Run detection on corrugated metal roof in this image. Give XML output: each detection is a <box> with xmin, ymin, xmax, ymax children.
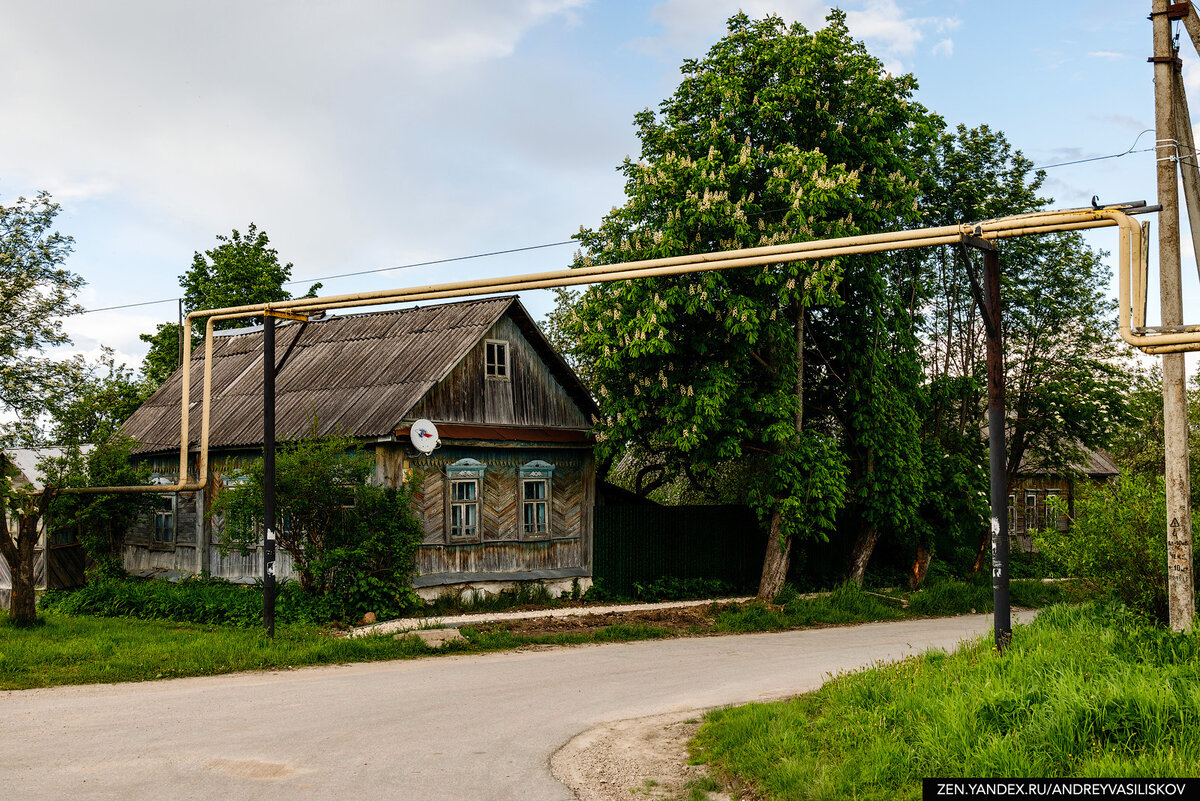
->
<box><xmin>1016</xmin><ymin>446</ymin><xmax>1120</xmax><ymax>478</ymax></box>
<box><xmin>3</xmin><ymin>446</ymin><xmax>95</xmax><ymax>489</ymax></box>
<box><xmin>121</xmin><ymin>297</ymin><xmax>525</xmax><ymax>454</ymax></box>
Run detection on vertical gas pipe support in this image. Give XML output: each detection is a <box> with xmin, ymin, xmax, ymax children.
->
<box><xmin>263</xmin><ymin>315</ymin><xmax>277</xmax><ymax>639</ymax></box>
<box><xmin>985</xmin><ymin>248</ymin><xmax>1011</xmax><ymax>652</ymax></box>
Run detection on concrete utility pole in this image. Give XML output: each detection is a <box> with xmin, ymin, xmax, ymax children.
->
<box><xmin>1151</xmin><ymin>0</ymin><xmax>1195</xmax><ymax>631</ymax></box>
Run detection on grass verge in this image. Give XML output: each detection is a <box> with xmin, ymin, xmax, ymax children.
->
<box><xmin>5</xmin><ymin>578</ymin><xmax>1075</xmax><ymax>691</ymax></box>
<box><xmin>691</xmin><ymin>603</ymin><xmax>1200</xmax><ymax>800</ymax></box>
<box><xmin>0</xmin><ymin>613</ymin><xmax>671</xmax><ymax>690</ymax></box>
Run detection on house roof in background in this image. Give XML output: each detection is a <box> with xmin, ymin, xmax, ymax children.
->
<box><xmin>120</xmin><ymin>296</ymin><xmax>596</xmax><ymax>455</ymax></box>
<box><xmin>1016</xmin><ymin>446</ymin><xmax>1120</xmax><ymax>478</ymax></box>
<box><xmin>3</xmin><ymin>446</ymin><xmax>95</xmax><ymax>489</ymax></box>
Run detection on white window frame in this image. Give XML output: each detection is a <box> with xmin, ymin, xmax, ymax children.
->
<box><xmin>449</xmin><ymin>479</ymin><xmax>479</xmax><ymax>541</ymax></box>
<box><xmin>518</xmin><ymin>460</ymin><xmax>556</xmax><ymax>540</ymax></box>
<box><xmin>485</xmin><ymin>339</ymin><xmax>509</xmax><ymax>380</ymax></box>
<box><xmin>521</xmin><ymin>478</ymin><xmax>549</xmax><ymax>537</ymax></box>
<box><xmin>1024</xmin><ymin>491</ymin><xmax>1038</xmax><ymax>533</ymax></box>
<box><xmin>444</xmin><ymin>458</ymin><xmax>487</xmax><ymax>544</ymax></box>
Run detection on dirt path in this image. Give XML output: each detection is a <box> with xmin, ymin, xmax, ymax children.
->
<box><xmin>552</xmin><ymin>711</ymin><xmax>730</xmax><ymax>801</ymax></box>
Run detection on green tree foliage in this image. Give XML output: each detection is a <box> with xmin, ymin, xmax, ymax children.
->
<box><xmin>0</xmin><ymin>191</ymin><xmax>84</xmax><ymax>623</ymax></box>
<box><xmin>1034</xmin><ymin>475</ymin><xmax>1176</xmax><ymax>623</ymax></box>
<box><xmin>552</xmin><ymin>12</ymin><xmax>936</xmax><ymax>596</ymax></box>
<box><xmin>139</xmin><ymin>223</ymin><xmax>320</xmax><ymax>387</ymax></box>
<box><xmin>211</xmin><ymin>431</ymin><xmax>423</xmax><ymax>619</ymax></box>
<box><xmin>1109</xmin><ymin>369</ymin><xmax>1200</xmax><ymax>512</ymax></box>
<box><xmin>48</xmin><ymin>348</ymin><xmax>150</xmax><ymax>446</ymax></box>
<box><xmin>43</xmin><ymin>438</ymin><xmax>152</xmax><ymax>577</ymax></box>
<box><xmin>917</xmin><ymin>125</ymin><xmax>1132</xmax><ymax>574</ymax></box>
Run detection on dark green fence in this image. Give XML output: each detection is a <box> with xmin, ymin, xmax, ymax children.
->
<box><xmin>592</xmin><ymin>505</ymin><xmax>766</xmax><ymax>597</ymax></box>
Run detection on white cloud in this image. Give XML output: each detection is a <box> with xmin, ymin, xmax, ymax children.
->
<box><xmin>1088</xmin><ymin>50</ymin><xmax>1124</xmax><ymax>60</ymax></box>
<box><xmin>931</xmin><ymin>38</ymin><xmax>954</xmax><ymax>58</ymax></box>
<box><xmin>636</xmin><ymin>0</ymin><xmax>959</xmax><ymax>72</ymax></box>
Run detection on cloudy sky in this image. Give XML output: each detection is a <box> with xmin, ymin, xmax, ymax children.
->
<box><xmin>0</xmin><ymin>1</ymin><xmax>1180</xmax><ymax>370</ymax></box>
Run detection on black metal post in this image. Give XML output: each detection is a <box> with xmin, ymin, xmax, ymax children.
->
<box><xmin>263</xmin><ymin>315</ymin><xmax>276</xmax><ymax>639</ymax></box>
<box><xmin>984</xmin><ymin>248</ymin><xmax>1011</xmax><ymax>652</ymax></box>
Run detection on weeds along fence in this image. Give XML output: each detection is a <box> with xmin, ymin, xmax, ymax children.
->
<box><xmin>592</xmin><ymin>505</ymin><xmax>766</xmax><ymax>597</ymax></box>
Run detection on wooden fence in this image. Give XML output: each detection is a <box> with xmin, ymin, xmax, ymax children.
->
<box><xmin>592</xmin><ymin>504</ymin><xmax>765</xmax><ymax>597</ymax></box>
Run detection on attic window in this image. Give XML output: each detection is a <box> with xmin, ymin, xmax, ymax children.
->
<box><xmin>485</xmin><ymin>340</ymin><xmax>509</xmax><ymax>380</ymax></box>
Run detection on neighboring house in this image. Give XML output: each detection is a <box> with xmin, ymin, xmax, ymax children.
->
<box><xmin>0</xmin><ymin>447</ymin><xmax>91</xmax><ymax>608</ymax></box>
<box><xmin>118</xmin><ymin>296</ymin><xmax>599</xmax><ymax>599</ymax></box>
<box><xmin>1007</xmin><ymin>447</ymin><xmax>1119</xmax><ymax>551</ymax></box>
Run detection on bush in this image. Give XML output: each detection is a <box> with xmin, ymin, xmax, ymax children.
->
<box><xmin>211</xmin><ymin>428</ymin><xmax>425</xmax><ymax>621</ymax></box>
<box><xmin>1033</xmin><ymin>475</ymin><xmax>1172</xmax><ymax>622</ymax></box>
<box><xmin>309</xmin><ymin>484</ymin><xmax>425</xmax><ymax>622</ymax></box>
<box><xmin>44</xmin><ymin>437</ymin><xmax>153</xmax><ymax>572</ymax></box>
<box><xmin>39</xmin><ymin>576</ymin><xmax>325</xmax><ymax>628</ymax></box>
<box><xmin>631</xmin><ymin>576</ymin><xmax>735</xmax><ymax>602</ymax></box>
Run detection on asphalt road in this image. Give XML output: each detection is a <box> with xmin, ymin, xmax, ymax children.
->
<box><xmin>1</xmin><ymin>613</ymin><xmax>1020</xmax><ymax>800</ymax></box>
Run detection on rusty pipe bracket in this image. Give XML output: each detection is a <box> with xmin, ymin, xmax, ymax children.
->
<box><xmin>1149</xmin><ymin>55</ymin><xmax>1185</xmax><ymax>67</ymax></box>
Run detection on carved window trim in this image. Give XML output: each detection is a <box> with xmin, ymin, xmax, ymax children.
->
<box><xmin>518</xmin><ymin>460</ymin><xmax>554</xmax><ymax>541</ymax></box>
<box><xmin>445</xmin><ymin>458</ymin><xmax>486</xmax><ymax>544</ymax></box>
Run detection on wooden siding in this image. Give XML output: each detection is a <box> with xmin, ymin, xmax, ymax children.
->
<box><xmin>418</xmin><ymin>540</ymin><xmax>584</xmax><ymax>578</ymax></box>
<box><xmin>412</xmin><ymin>444</ymin><xmax>595</xmax><ymax>580</ymax></box>
<box><xmin>408</xmin><ymin>316</ymin><xmax>589</xmax><ymax>429</ymax></box>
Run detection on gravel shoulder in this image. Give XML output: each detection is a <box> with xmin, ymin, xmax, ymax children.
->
<box><xmin>552</xmin><ymin>711</ymin><xmax>731</xmax><ymax>801</ymax></box>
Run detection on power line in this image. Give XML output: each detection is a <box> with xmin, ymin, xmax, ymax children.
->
<box><xmin>74</xmin><ymin>131</ymin><xmax>1166</xmax><ymax>317</ymax></box>
<box><xmin>75</xmin><ymin>239</ymin><xmax>576</xmax><ymax>315</ymax></box>
<box><xmin>1032</xmin><ymin>129</ymin><xmax>1157</xmax><ymax>170</ymax></box>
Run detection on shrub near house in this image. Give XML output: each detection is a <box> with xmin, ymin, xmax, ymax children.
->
<box><xmin>212</xmin><ymin>431</ymin><xmax>424</xmax><ymax>621</ymax></box>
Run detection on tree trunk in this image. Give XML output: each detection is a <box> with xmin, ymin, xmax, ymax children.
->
<box><xmin>757</xmin><ymin>508</ymin><xmax>792</xmax><ymax>600</ymax></box>
<box><xmin>969</xmin><ymin>534</ymin><xmax>988</xmax><ymax>576</ymax></box>
<box><xmin>10</xmin><ymin>514</ymin><xmax>39</xmax><ymax>624</ymax></box>
<box><xmin>7</xmin><ymin>489</ymin><xmax>55</xmax><ymax>624</ymax></box>
<box><xmin>846</xmin><ymin>523</ymin><xmax>878</xmax><ymax>586</ymax></box>
<box><xmin>909</xmin><ymin>542</ymin><xmax>933</xmax><ymax>590</ymax></box>
<box><xmin>756</xmin><ymin>306</ymin><xmax>804</xmax><ymax>601</ymax></box>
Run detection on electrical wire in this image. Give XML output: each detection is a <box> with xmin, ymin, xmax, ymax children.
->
<box><xmin>1032</xmin><ymin>129</ymin><xmax>1157</xmax><ymax>170</ymax></box>
<box><xmin>74</xmin><ymin>130</ymin><xmax>1167</xmax><ymax>316</ymax></box>
<box><xmin>75</xmin><ymin>239</ymin><xmax>576</xmax><ymax>315</ymax></box>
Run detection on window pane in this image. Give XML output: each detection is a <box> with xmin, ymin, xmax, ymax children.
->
<box><xmin>452</xmin><ymin>481</ymin><xmax>476</xmax><ymax>501</ymax></box>
<box><xmin>536</xmin><ymin>502</ymin><xmax>546</xmax><ymax>530</ymax></box>
<box><xmin>524</xmin><ymin>480</ymin><xmax>546</xmax><ymax>500</ymax></box>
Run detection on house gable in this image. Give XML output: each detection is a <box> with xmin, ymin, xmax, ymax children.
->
<box><xmin>406</xmin><ymin>311</ymin><xmax>591</xmax><ymax>429</ymax></box>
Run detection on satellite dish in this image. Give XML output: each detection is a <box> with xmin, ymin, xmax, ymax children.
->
<box><xmin>410</xmin><ymin>419</ymin><xmax>440</xmax><ymax>454</ymax></box>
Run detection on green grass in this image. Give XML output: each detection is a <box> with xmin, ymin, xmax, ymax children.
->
<box><xmin>5</xmin><ymin>576</ymin><xmax>1076</xmax><ymax>690</ymax></box>
<box><xmin>691</xmin><ymin>602</ymin><xmax>1200</xmax><ymax>800</ymax></box>
<box><xmin>712</xmin><ymin>581</ymin><xmax>907</xmax><ymax>633</ymax></box>
<box><xmin>0</xmin><ymin>613</ymin><xmax>672</xmax><ymax>690</ymax></box>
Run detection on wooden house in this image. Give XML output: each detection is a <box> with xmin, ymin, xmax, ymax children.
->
<box><xmin>0</xmin><ymin>448</ymin><xmax>89</xmax><ymax>608</ymax></box>
<box><xmin>118</xmin><ymin>297</ymin><xmax>598</xmax><ymax>599</ymax></box>
<box><xmin>1007</xmin><ymin>447</ymin><xmax>1119</xmax><ymax>551</ymax></box>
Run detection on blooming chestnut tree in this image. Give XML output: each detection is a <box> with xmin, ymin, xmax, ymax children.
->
<box><xmin>556</xmin><ymin>12</ymin><xmax>938</xmax><ymax>597</ymax></box>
